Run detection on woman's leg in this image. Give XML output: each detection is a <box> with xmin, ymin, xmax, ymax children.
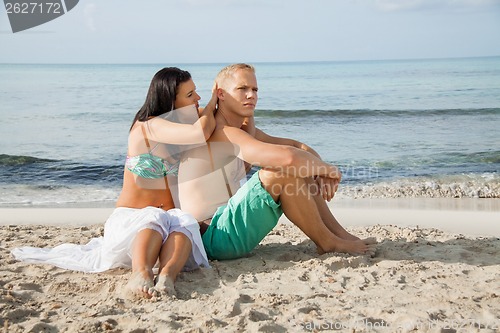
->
<box><xmin>127</xmin><ymin>228</ymin><xmax>163</xmax><ymax>299</ymax></box>
<box><xmin>155</xmin><ymin>232</ymin><xmax>192</xmax><ymax>296</ymax></box>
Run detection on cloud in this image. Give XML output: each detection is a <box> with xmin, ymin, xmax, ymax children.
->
<box><xmin>374</xmin><ymin>0</ymin><xmax>425</xmax><ymax>11</ymax></box>
<box><xmin>176</xmin><ymin>0</ymin><xmax>271</xmax><ymax>7</ymax></box>
<box><xmin>84</xmin><ymin>3</ymin><xmax>97</xmax><ymax>32</ymax></box>
<box><xmin>372</xmin><ymin>0</ymin><xmax>500</xmax><ymax>12</ymax></box>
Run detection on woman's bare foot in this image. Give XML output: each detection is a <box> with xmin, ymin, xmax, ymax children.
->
<box><xmin>126</xmin><ymin>270</ymin><xmax>157</xmax><ymax>299</ymax></box>
<box><xmin>154</xmin><ymin>274</ymin><xmax>176</xmax><ymax>297</ymax></box>
<box><xmin>318</xmin><ymin>237</ymin><xmax>378</xmax><ymax>256</ymax></box>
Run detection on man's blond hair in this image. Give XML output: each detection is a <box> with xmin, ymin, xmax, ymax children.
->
<box><xmin>216</xmin><ymin>63</ymin><xmax>255</xmax><ymax>87</ymax></box>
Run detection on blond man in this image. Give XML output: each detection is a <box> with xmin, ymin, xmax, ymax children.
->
<box><xmin>178</xmin><ymin>64</ymin><xmax>376</xmax><ymax>260</ymax></box>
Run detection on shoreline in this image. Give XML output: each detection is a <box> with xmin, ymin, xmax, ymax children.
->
<box><xmin>1</xmin><ymin>198</ymin><xmax>498</xmax><ymax>237</ymax></box>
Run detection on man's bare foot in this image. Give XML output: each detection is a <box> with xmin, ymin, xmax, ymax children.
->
<box><xmin>331</xmin><ymin>228</ymin><xmax>377</xmax><ymax>243</ymax></box>
<box><xmin>154</xmin><ymin>274</ymin><xmax>176</xmax><ymax>297</ymax></box>
<box><xmin>325</xmin><ymin>224</ymin><xmax>366</xmax><ymax>242</ymax></box>
<box><xmin>126</xmin><ymin>270</ymin><xmax>157</xmax><ymax>299</ymax></box>
<box><xmin>318</xmin><ymin>237</ymin><xmax>378</xmax><ymax>256</ymax></box>
<box><xmin>329</xmin><ymin>228</ymin><xmax>360</xmax><ymax>241</ymax></box>
<box><xmin>363</xmin><ymin>237</ymin><xmax>377</xmax><ymax>245</ymax></box>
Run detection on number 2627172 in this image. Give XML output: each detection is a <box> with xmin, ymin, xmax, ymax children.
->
<box><xmin>5</xmin><ymin>2</ymin><xmax>62</xmax><ymax>14</ymax></box>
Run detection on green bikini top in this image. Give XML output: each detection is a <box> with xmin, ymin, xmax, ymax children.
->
<box><xmin>125</xmin><ymin>125</ymin><xmax>179</xmax><ymax>178</ymax></box>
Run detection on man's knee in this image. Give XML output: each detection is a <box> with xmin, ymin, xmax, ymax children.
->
<box><xmin>258</xmin><ymin>169</ymin><xmax>311</xmax><ymax>199</ymax></box>
<box><xmin>258</xmin><ymin>169</ymin><xmax>287</xmax><ymax>200</ymax></box>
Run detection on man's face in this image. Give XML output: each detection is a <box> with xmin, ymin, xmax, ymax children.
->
<box><xmin>221</xmin><ymin>69</ymin><xmax>258</xmax><ymax>117</ymax></box>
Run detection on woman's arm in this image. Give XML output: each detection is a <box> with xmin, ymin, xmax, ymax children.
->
<box><xmin>143</xmin><ymin>85</ymin><xmax>218</xmax><ymax>145</ymax></box>
<box><xmin>195</xmin><ymin>84</ymin><xmax>218</xmax><ymax>140</ymax></box>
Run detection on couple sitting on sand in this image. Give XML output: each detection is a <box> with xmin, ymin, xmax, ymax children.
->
<box><xmin>12</xmin><ymin>63</ymin><xmax>376</xmax><ymax>299</ymax></box>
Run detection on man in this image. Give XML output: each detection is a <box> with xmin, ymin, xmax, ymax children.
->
<box><xmin>178</xmin><ymin>63</ymin><xmax>376</xmax><ymax>260</ymax></box>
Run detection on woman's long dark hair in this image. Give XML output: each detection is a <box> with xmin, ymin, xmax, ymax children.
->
<box><xmin>130</xmin><ymin>67</ymin><xmax>192</xmax><ymax>131</ymax></box>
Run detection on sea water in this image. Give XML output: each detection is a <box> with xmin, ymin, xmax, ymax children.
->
<box><xmin>0</xmin><ymin>57</ymin><xmax>499</xmax><ymax>207</ymax></box>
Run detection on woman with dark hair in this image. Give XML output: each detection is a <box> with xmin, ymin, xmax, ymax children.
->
<box><xmin>112</xmin><ymin>67</ymin><xmax>216</xmax><ymax>298</ymax></box>
<box><xmin>12</xmin><ymin>67</ymin><xmax>216</xmax><ymax>299</ymax></box>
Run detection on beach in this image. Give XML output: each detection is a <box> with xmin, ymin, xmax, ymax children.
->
<box><xmin>1</xmin><ymin>0</ymin><xmax>499</xmax><ymax>329</ymax></box>
<box><xmin>1</xmin><ymin>58</ymin><xmax>498</xmax><ymax>332</ymax></box>
<box><xmin>1</xmin><ymin>199</ymin><xmax>499</xmax><ymax>332</ymax></box>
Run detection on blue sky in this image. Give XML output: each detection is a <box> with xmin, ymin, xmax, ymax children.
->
<box><xmin>1</xmin><ymin>0</ymin><xmax>499</xmax><ymax>63</ymax></box>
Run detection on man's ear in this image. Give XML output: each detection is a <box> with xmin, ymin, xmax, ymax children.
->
<box><xmin>216</xmin><ymin>88</ymin><xmax>225</xmax><ymax>100</ymax></box>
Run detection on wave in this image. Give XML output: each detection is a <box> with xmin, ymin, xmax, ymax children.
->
<box><xmin>440</xmin><ymin>151</ymin><xmax>500</xmax><ymax>165</ymax></box>
<box><xmin>0</xmin><ymin>183</ymin><xmax>119</xmax><ymax>207</ymax></box>
<box><xmin>254</xmin><ymin>108</ymin><xmax>500</xmax><ymax>119</ymax></box>
<box><xmin>0</xmin><ymin>154</ymin><xmax>123</xmax><ymax>185</ymax></box>
<box><xmin>0</xmin><ymin>154</ymin><xmax>58</xmax><ymax>166</ymax></box>
<box><xmin>369</xmin><ymin>151</ymin><xmax>500</xmax><ymax>169</ymax></box>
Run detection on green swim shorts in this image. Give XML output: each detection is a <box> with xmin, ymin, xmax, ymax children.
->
<box><xmin>202</xmin><ymin>171</ymin><xmax>283</xmax><ymax>260</ymax></box>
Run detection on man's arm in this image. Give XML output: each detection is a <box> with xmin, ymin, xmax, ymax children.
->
<box><xmin>212</xmin><ymin>126</ymin><xmax>340</xmax><ymax>180</ymax></box>
<box><xmin>254</xmin><ymin>127</ymin><xmax>322</xmax><ymax>159</ymax></box>
<box><xmin>239</xmin><ymin>115</ymin><xmax>319</xmax><ymax>158</ymax></box>
<box><xmin>240</xmin><ymin>117</ymin><xmax>256</xmax><ymax>173</ymax></box>
<box><xmin>240</xmin><ymin>116</ymin><xmax>256</xmax><ymax>137</ymax></box>
<box><xmin>255</xmin><ymin>128</ymin><xmax>338</xmax><ymax>201</ymax></box>
<box><xmin>244</xmin><ymin>124</ymin><xmax>338</xmax><ymax>201</ymax></box>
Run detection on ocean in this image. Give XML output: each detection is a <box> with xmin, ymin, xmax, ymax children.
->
<box><xmin>1</xmin><ymin>57</ymin><xmax>499</xmax><ymax>207</ymax></box>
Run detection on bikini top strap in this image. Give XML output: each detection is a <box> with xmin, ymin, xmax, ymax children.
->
<box><xmin>140</xmin><ymin>124</ymin><xmax>152</xmax><ymax>150</ymax></box>
<box><xmin>141</xmin><ymin>123</ymin><xmax>170</xmax><ymax>191</ymax></box>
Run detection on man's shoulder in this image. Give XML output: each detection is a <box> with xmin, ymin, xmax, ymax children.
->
<box><xmin>209</xmin><ymin>125</ymin><xmax>249</xmax><ymax>143</ymax></box>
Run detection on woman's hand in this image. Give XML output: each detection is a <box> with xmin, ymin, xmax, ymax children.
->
<box><xmin>200</xmin><ymin>82</ymin><xmax>218</xmax><ymax>116</ymax></box>
<box><xmin>195</xmin><ymin>81</ymin><xmax>218</xmax><ymax>139</ymax></box>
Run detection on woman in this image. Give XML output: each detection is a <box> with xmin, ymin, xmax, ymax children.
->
<box><xmin>115</xmin><ymin>67</ymin><xmax>216</xmax><ymax>298</ymax></box>
<box><xmin>12</xmin><ymin>67</ymin><xmax>216</xmax><ymax>299</ymax></box>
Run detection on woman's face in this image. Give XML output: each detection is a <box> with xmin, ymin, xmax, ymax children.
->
<box><xmin>175</xmin><ymin>79</ymin><xmax>201</xmax><ymax>109</ymax></box>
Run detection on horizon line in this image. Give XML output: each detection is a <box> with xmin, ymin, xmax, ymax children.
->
<box><xmin>0</xmin><ymin>55</ymin><xmax>499</xmax><ymax>66</ymax></box>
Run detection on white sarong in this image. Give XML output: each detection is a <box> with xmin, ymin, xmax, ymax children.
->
<box><xmin>11</xmin><ymin>207</ymin><xmax>209</xmax><ymax>273</ymax></box>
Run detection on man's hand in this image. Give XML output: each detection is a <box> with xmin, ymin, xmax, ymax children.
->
<box><xmin>241</xmin><ymin>116</ymin><xmax>256</xmax><ymax>137</ymax></box>
<box><xmin>315</xmin><ymin>174</ymin><xmax>340</xmax><ymax>202</ymax></box>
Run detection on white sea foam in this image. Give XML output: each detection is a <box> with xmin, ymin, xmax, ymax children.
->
<box><xmin>339</xmin><ymin>174</ymin><xmax>500</xmax><ymax>199</ymax></box>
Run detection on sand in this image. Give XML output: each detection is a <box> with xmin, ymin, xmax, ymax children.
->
<box><xmin>1</xmin><ymin>199</ymin><xmax>499</xmax><ymax>332</ymax></box>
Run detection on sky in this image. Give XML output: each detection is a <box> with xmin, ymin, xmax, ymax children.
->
<box><xmin>1</xmin><ymin>0</ymin><xmax>499</xmax><ymax>64</ymax></box>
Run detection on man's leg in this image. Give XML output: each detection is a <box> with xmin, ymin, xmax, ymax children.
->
<box><xmin>258</xmin><ymin>169</ymin><xmax>374</xmax><ymax>255</ymax></box>
<box><xmin>305</xmin><ymin>177</ymin><xmax>373</xmax><ymax>242</ymax></box>
<box><xmin>201</xmin><ymin>171</ymin><xmax>282</xmax><ymax>260</ymax></box>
